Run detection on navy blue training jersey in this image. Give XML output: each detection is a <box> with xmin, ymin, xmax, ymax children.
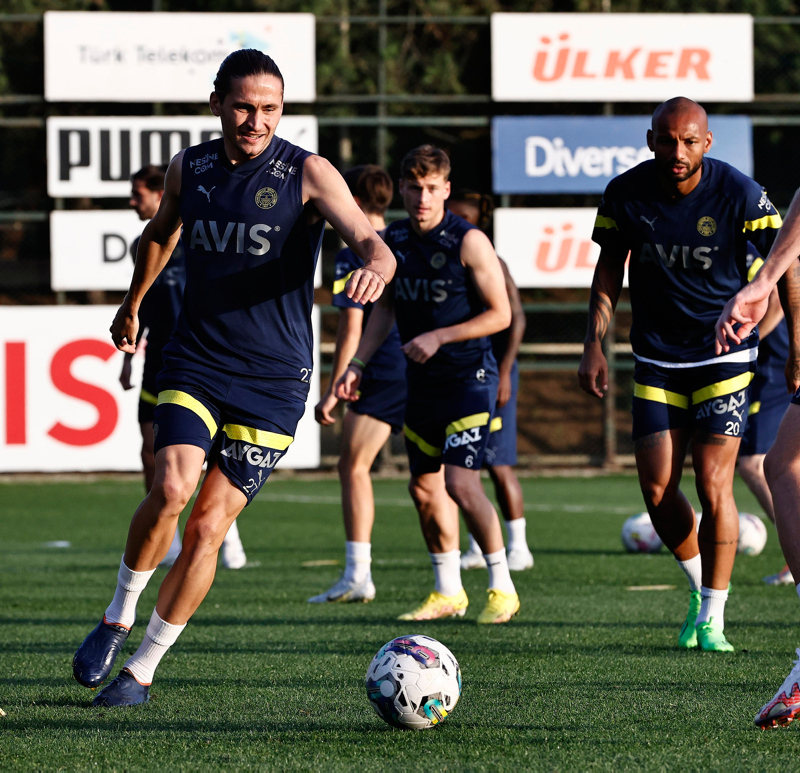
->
<box><xmin>164</xmin><ymin>136</ymin><xmax>324</xmax><ymax>384</ymax></box>
<box><xmin>593</xmin><ymin>157</ymin><xmax>782</xmax><ymax>365</ymax></box>
<box><xmin>332</xmin><ymin>246</ymin><xmax>406</xmax><ymax>381</ymax></box>
<box><xmin>133</xmin><ymin>235</ymin><xmax>186</xmax><ymax>357</ymax></box>
<box><xmin>384</xmin><ymin>210</ymin><xmax>497</xmax><ymax>382</ymax></box>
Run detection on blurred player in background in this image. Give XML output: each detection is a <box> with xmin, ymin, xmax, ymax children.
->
<box><xmin>579</xmin><ymin>97</ymin><xmax>781</xmax><ymax>653</ymax></box>
<box><xmin>737</xmin><ymin>245</ymin><xmax>793</xmax><ymax>586</ymax></box>
<box><xmin>338</xmin><ymin>145</ymin><xmax>521</xmax><ymax>624</ymax></box>
<box><xmin>447</xmin><ymin>190</ymin><xmax>533</xmax><ymax>573</ymax></box>
<box><xmin>715</xmin><ymin>188</ymin><xmax>800</xmax><ymax>728</ymax></box>
<box><xmin>72</xmin><ymin>49</ymin><xmax>395</xmax><ymax>708</ymax></box>
<box><xmin>121</xmin><ymin>166</ymin><xmax>247</xmax><ymax>571</ymax></box>
<box><xmin>308</xmin><ymin>164</ymin><xmax>407</xmax><ymax>603</ymax></box>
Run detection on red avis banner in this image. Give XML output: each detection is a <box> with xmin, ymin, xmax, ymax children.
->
<box><xmin>0</xmin><ymin>306</ymin><xmax>320</xmax><ymax>472</ymax></box>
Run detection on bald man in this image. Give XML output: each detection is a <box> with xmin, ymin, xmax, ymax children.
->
<box><xmin>579</xmin><ymin>97</ymin><xmax>782</xmax><ymax>652</ymax></box>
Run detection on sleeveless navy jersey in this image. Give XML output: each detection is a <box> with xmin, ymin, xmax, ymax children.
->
<box><xmin>133</xmin><ymin>235</ymin><xmax>186</xmax><ymax>356</ymax></box>
<box><xmin>384</xmin><ymin>210</ymin><xmax>497</xmax><ymax>382</ymax></box>
<box><xmin>332</xmin><ymin>246</ymin><xmax>406</xmax><ymax>381</ymax></box>
<box><xmin>593</xmin><ymin>157</ymin><xmax>781</xmax><ymax>365</ymax></box>
<box><xmin>164</xmin><ymin>136</ymin><xmax>324</xmax><ymax>384</ymax></box>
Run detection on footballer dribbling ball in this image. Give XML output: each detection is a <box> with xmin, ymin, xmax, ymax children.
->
<box><xmin>738</xmin><ymin>512</ymin><xmax>768</xmax><ymax>556</ymax></box>
<box><xmin>621</xmin><ymin>512</ymin><xmax>663</xmax><ymax>553</ymax></box>
<box><xmin>365</xmin><ymin>635</ymin><xmax>461</xmax><ymax>730</ymax></box>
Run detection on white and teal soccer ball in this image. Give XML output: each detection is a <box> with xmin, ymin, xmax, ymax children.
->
<box><xmin>738</xmin><ymin>512</ymin><xmax>768</xmax><ymax>556</ymax></box>
<box><xmin>365</xmin><ymin>635</ymin><xmax>461</xmax><ymax>730</ymax></box>
<box><xmin>621</xmin><ymin>512</ymin><xmax>663</xmax><ymax>553</ymax></box>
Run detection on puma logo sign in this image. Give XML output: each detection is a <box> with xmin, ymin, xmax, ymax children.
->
<box><xmin>198</xmin><ymin>185</ymin><xmax>216</xmax><ymax>202</ymax></box>
<box><xmin>640</xmin><ymin>215</ymin><xmax>657</xmax><ymax>231</ymax></box>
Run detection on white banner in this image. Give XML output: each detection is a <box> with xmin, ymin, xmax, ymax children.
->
<box><xmin>50</xmin><ymin>209</ymin><xmax>324</xmax><ymax>292</ymax></box>
<box><xmin>494</xmin><ymin>208</ymin><xmax>626</xmax><ymax>289</ymax></box>
<box><xmin>0</xmin><ymin>306</ymin><xmax>320</xmax><ymax>472</ymax></box>
<box><xmin>491</xmin><ymin>13</ymin><xmax>753</xmax><ymax>102</ymax></box>
<box><xmin>47</xmin><ymin>115</ymin><xmax>318</xmax><ymax>198</ymax></box>
<box><xmin>44</xmin><ymin>12</ymin><xmax>315</xmax><ymax>103</ymax></box>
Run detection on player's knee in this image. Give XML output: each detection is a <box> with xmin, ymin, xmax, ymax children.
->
<box><xmin>639</xmin><ymin>477</ymin><xmax>677</xmax><ymax>509</ymax></box>
<box><xmin>182</xmin><ymin>516</ymin><xmax>229</xmax><ymax>556</ymax></box>
<box><xmin>151</xmin><ymin>475</ymin><xmax>195</xmax><ymax>513</ymax></box>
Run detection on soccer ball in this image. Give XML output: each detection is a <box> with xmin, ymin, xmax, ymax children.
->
<box><xmin>621</xmin><ymin>512</ymin><xmax>663</xmax><ymax>553</ymax></box>
<box><xmin>365</xmin><ymin>635</ymin><xmax>461</xmax><ymax>730</ymax></box>
<box><xmin>738</xmin><ymin>512</ymin><xmax>768</xmax><ymax>556</ymax></box>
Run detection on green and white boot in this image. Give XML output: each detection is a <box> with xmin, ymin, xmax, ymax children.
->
<box><xmin>678</xmin><ymin>590</ymin><xmax>702</xmax><ymax>649</ymax></box>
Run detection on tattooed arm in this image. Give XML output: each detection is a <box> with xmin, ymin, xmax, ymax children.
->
<box><xmin>578</xmin><ymin>245</ymin><xmax>628</xmax><ymax>399</ymax></box>
<box><xmin>779</xmin><ymin>259</ymin><xmax>800</xmax><ymax>393</ymax></box>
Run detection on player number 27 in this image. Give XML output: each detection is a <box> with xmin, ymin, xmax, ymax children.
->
<box><xmin>300</xmin><ymin>368</ymin><xmax>312</xmax><ymax>383</ymax></box>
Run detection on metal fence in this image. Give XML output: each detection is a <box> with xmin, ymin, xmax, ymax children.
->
<box><xmin>1</xmin><ymin>11</ymin><xmax>799</xmax><ymax>468</ymax></box>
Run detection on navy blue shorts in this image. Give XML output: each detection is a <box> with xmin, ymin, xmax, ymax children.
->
<box><xmin>349</xmin><ymin>373</ymin><xmax>407</xmax><ymax>434</ymax></box>
<box><xmin>137</xmin><ymin>358</ymin><xmax>160</xmax><ymax>424</ymax></box>
<box><xmin>741</xmin><ymin>375</ymin><xmax>792</xmax><ymax>456</ymax></box>
<box><xmin>483</xmin><ymin>361</ymin><xmax>518</xmax><ymax>468</ymax></box>
<box><xmin>632</xmin><ymin>359</ymin><xmax>755</xmax><ymax>441</ymax></box>
<box><xmin>153</xmin><ymin>357</ymin><xmax>307</xmax><ymax>504</ymax></box>
<box><xmin>404</xmin><ymin>375</ymin><xmax>497</xmax><ymax>476</ymax></box>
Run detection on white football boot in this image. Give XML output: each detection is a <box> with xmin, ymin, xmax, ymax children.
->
<box><xmin>221</xmin><ymin>521</ymin><xmax>247</xmax><ymax>570</ymax></box>
<box><xmin>308</xmin><ymin>572</ymin><xmax>376</xmax><ymax>603</ymax></box>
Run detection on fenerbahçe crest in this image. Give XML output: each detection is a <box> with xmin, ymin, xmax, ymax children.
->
<box><xmin>255</xmin><ymin>187</ymin><xmax>278</xmax><ymax>209</ymax></box>
<box><xmin>697</xmin><ymin>216</ymin><xmax>717</xmax><ymax>236</ymax></box>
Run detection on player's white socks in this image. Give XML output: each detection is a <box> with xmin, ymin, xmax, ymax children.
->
<box><xmin>505</xmin><ymin>518</ymin><xmax>528</xmax><ymax>553</ymax></box>
<box><xmin>430</xmin><ymin>550</ymin><xmax>463</xmax><ymax>597</ymax></box>
<box><xmin>123</xmin><ymin>608</ymin><xmax>186</xmax><ymax>685</ymax></box>
<box><xmin>343</xmin><ymin>540</ymin><xmax>372</xmax><ymax>585</ymax></box>
<box><xmin>677</xmin><ymin>554</ymin><xmax>703</xmax><ymax>592</ymax></box>
<box><xmin>697</xmin><ymin>585</ymin><xmax>728</xmax><ymax>628</ymax></box>
<box><xmin>467</xmin><ymin>533</ymin><xmax>481</xmax><ymax>555</ymax></box>
<box><xmin>484</xmin><ymin>549</ymin><xmax>516</xmax><ymax>594</ymax></box>
<box><xmin>104</xmin><ymin>558</ymin><xmax>157</xmax><ymax>629</ymax></box>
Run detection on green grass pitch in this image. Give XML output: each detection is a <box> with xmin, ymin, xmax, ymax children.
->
<box><xmin>2</xmin><ymin>473</ymin><xmax>800</xmax><ymax>770</ymax></box>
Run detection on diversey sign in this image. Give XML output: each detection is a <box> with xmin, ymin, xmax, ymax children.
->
<box><xmin>492</xmin><ymin>116</ymin><xmax>752</xmax><ymax>194</ymax></box>
<box><xmin>491</xmin><ymin>13</ymin><xmax>753</xmax><ymax>102</ymax></box>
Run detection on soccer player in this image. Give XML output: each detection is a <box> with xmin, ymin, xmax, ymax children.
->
<box><xmin>446</xmin><ymin>190</ymin><xmax>533</xmax><ymax>572</ymax></box>
<box><xmin>579</xmin><ymin>97</ymin><xmax>781</xmax><ymax>653</ymax></box>
<box><xmin>121</xmin><ymin>166</ymin><xmax>247</xmax><ymax>570</ymax></box>
<box><xmin>308</xmin><ymin>164</ymin><xmax>407</xmax><ymax>603</ymax></box>
<box><xmin>71</xmin><ymin>49</ymin><xmax>395</xmax><ymax>707</ymax></box>
<box><xmin>716</xmin><ymin>189</ymin><xmax>800</xmax><ymax>727</ymax></box>
<box><xmin>737</xmin><ymin>245</ymin><xmax>793</xmax><ymax>586</ymax></box>
<box><xmin>337</xmin><ymin>145</ymin><xmax>521</xmax><ymax>624</ymax></box>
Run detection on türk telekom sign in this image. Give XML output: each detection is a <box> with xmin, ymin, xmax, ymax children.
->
<box><xmin>493</xmin><ymin>116</ymin><xmax>752</xmax><ymax>194</ymax></box>
<box><xmin>491</xmin><ymin>13</ymin><xmax>753</xmax><ymax>102</ymax></box>
<box><xmin>494</xmin><ymin>208</ymin><xmax>616</xmax><ymax>289</ymax></box>
<box><xmin>0</xmin><ymin>307</ymin><xmax>320</xmax><ymax>472</ymax></box>
<box><xmin>47</xmin><ymin>115</ymin><xmax>318</xmax><ymax>198</ymax></box>
<box><xmin>45</xmin><ymin>12</ymin><xmax>315</xmax><ymax>103</ymax></box>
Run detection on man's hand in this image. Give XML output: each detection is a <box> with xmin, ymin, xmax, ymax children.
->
<box><xmin>786</xmin><ymin>352</ymin><xmax>800</xmax><ymax>395</ymax></box>
<box><xmin>335</xmin><ymin>365</ymin><xmax>363</xmax><ymax>402</ymax></box>
<box><xmin>402</xmin><ymin>330</ymin><xmax>443</xmax><ymax>364</ymax></box>
<box><xmin>345</xmin><ymin>268</ymin><xmax>387</xmax><ymax>305</ymax></box>
<box><xmin>110</xmin><ymin>303</ymin><xmax>138</xmax><ymax>354</ymax></box>
<box><xmin>578</xmin><ymin>342</ymin><xmax>608</xmax><ymax>399</ymax></box>
<box><xmin>314</xmin><ymin>392</ymin><xmax>339</xmax><ymax>426</ymax></box>
<box><xmin>714</xmin><ymin>282</ymin><xmax>770</xmax><ymax>354</ymax></box>
<box><xmin>497</xmin><ymin>371</ymin><xmax>512</xmax><ymax>408</ymax></box>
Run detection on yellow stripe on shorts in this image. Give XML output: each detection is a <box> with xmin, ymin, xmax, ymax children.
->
<box><xmin>332</xmin><ymin>270</ymin><xmax>355</xmax><ymax>296</ymax></box>
<box><xmin>222</xmin><ymin>423</ymin><xmax>294</xmax><ymax>451</ymax></box>
<box><xmin>633</xmin><ymin>382</ymin><xmax>689</xmax><ymax>409</ymax></box>
<box><xmin>446</xmin><ymin>412</ymin><xmax>491</xmax><ymax>436</ymax></box>
<box><xmin>140</xmin><ymin>388</ymin><xmax>158</xmax><ymax>406</ymax></box>
<box><xmin>749</xmin><ymin>401</ymin><xmax>762</xmax><ymax>416</ymax></box>
<box><xmin>157</xmin><ymin>390</ymin><xmax>217</xmax><ymax>438</ymax></box>
<box><xmin>490</xmin><ymin>417</ymin><xmax>503</xmax><ymax>433</ymax></box>
<box><xmin>403</xmin><ymin>425</ymin><xmax>441</xmax><ymax>457</ymax></box>
<box><xmin>744</xmin><ymin>213</ymin><xmax>783</xmax><ymax>232</ymax></box>
<box><xmin>747</xmin><ymin>257</ymin><xmax>764</xmax><ymax>283</ymax></box>
<box><xmin>691</xmin><ymin>371</ymin><xmax>754</xmax><ymax>405</ymax></box>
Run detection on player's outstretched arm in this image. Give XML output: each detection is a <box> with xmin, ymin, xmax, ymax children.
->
<box><xmin>302</xmin><ymin>155</ymin><xmax>395</xmax><ymax>305</ymax></box>
<box><xmin>110</xmin><ymin>153</ymin><xmax>184</xmax><ymax>353</ymax></box>
<box><xmin>716</xmin><ymin>187</ymin><xmax>800</xmax><ymax>354</ymax></box>
<box><xmin>577</xmin><ymin>246</ymin><xmax>626</xmax><ymax>399</ymax></box>
<box><xmin>403</xmin><ymin>229</ymin><xmax>510</xmax><ymax>364</ymax></box>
